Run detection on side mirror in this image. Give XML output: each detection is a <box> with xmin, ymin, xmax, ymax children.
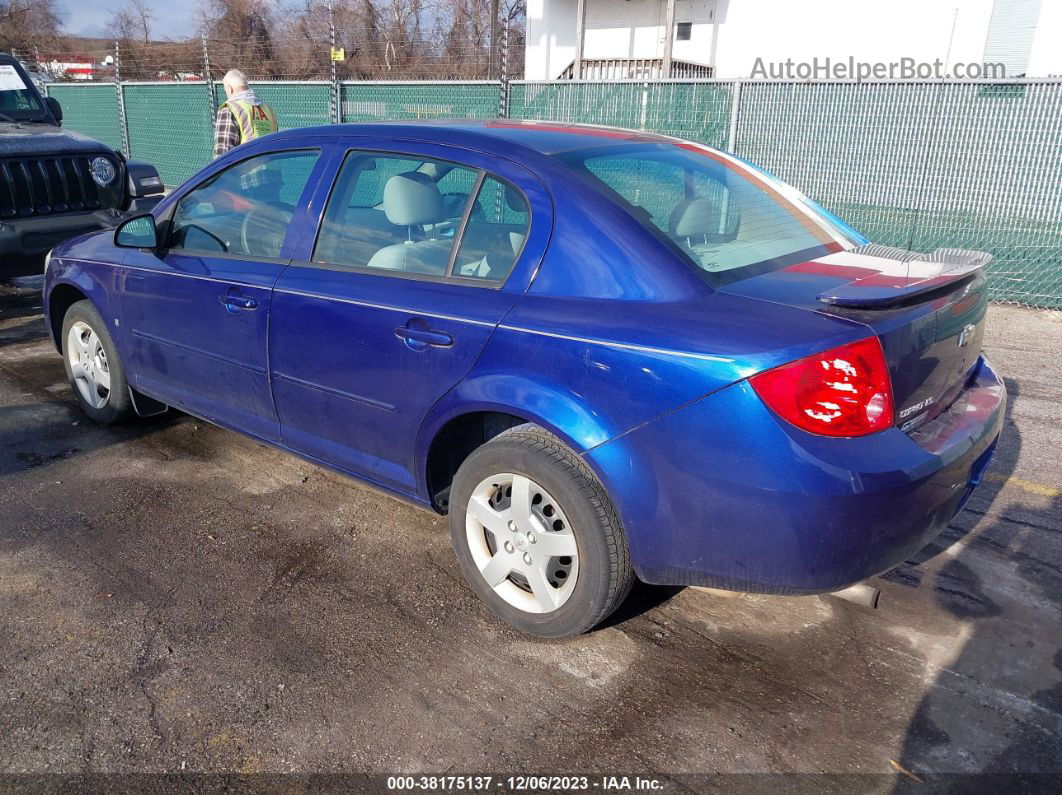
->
<box><xmin>115</xmin><ymin>214</ymin><xmax>159</xmax><ymax>249</ymax></box>
<box><xmin>44</xmin><ymin>96</ymin><xmax>63</xmax><ymax>124</ymax></box>
<box><xmin>126</xmin><ymin>160</ymin><xmax>165</xmax><ymax>197</ymax></box>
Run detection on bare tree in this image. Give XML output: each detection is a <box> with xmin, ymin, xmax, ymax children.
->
<box><xmin>199</xmin><ymin>0</ymin><xmax>279</xmax><ymax>79</ymax></box>
<box><xmin>108</xmin><ymin>0</ymin><xmax>156</xmax><ymax>79</ymax></box>
<box><xmin>29</xmin><ymin>0</ymin><xmax>526</xmax><ymax>82</ymax></box>
<box><xmin>0</xmin><ymin>0</ymin><xmax>62</xmax><ymax>56</ymax></box>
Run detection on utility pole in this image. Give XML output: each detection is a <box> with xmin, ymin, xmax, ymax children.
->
<box><xmin>661</xmin><ymin>0</ymin><xmax>676</xmax><ymax>78</ymax></box>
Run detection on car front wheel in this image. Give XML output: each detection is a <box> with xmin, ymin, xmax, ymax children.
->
<box><xmin>61</xmin><ymin>299</ymin><xmax>134</xmax><ymax>424</ymax></box>
<box><xmin>449</xmin><ymin>425</ymin><xmax>634</xmax><ymax>637</ymax></box>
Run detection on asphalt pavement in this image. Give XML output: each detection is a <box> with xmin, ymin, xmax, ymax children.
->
<box><xmin>1</xmin><ymin>279</ymin><xmax>1060</xmax><ymax>788</ymax></box>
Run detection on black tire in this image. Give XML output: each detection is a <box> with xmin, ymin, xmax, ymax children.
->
<box><xmin>61</xmin><ymin>299</ymin><xmax>134</xmax><ymax>425</ymax></box>
<box><xmin>449</xmin><ymin>424</ymin><xmax>634</xmax><ymax>637</ymax></box>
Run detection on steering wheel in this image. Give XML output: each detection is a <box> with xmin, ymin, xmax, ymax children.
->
<box><xmin>240</xmin><ymin>203</ymin><xmax>296</xmax><ymax>257</ymax></box>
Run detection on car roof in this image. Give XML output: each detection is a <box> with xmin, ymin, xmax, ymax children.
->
<box><xmin>270</xmin><ymin>118</ymin><xmax>678</xmax><ymax>158</ymax></box>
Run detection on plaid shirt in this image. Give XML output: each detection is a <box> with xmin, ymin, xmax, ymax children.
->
<box><xmin>213</xmin><ymin>105</ymin><xmax>240</xmax><ymax>158</ymax></box>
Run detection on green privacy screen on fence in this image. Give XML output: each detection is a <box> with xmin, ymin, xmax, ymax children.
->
<box><xmin>508</xmin><ymin>80</ymin><xmax>733</xmax><ymax>147</ymax></box>
<box><xmin>340</xmin><ymin>82</ymin><xmax>499</xmax><ymax>122</ymax></box>
<box><xmin>122</xmin><ymin>83</ymin><xmax>215</xmax><ymax>186</ymax></box>
<box><xmin>214</xmin><ymin>81</ymin><xmax>333</xmax><ymax>129</ymax></box>
<box><xmin>733</xmin><ymin>81</ymin><xmax>1062</xmax><ymax>309</ymax></box>
<box><xmin>46</xmin><ymin>78</ymin><xmax>1062</xmax><ymax>308</ymax></box>
<box><xmin>44</xmin><ymin>83</ymin><xmax>123</xmax><ymax>152</ymax></box>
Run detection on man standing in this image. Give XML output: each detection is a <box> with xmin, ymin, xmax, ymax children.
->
<box><xmin>213</xmin><ymin>69</ymin><xmax>278</xmax><ymax>158</ymax></box>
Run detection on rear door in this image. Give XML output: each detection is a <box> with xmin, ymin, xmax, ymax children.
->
<box><xmin>269</xmin><ymin>141</ymin><xmax>550</xmax><ymax>495</ymax></box>
<box><xmin>120</xmin><ymin>148</ymin><xmax>324</xmax><ymax>440</ymax></box>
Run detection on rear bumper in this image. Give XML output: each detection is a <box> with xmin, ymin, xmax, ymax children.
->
<box><xmin>0</xmin><ymin>209</ymin><xmax>124</xmax><ymax>276</ymax></box>
<box><xmin>587</xmin><ymin>357</ymin><xmax>1005</xmax><ymax>593</ymax></box>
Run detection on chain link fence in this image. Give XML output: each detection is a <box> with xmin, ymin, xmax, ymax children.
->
<box><xmin>340</xmin><ymin>81</ymin><xmax>501</xmax><ymax>122</ymax></box>
<box><xmin>732</xmin><ymin>81</ymin><xmax>1062</xmax><ymax>309</ymax></box>
<box><xmin>44</xmin><ymin>78</ymin><xmax>1062</xmax><ymax>309</ymax></box>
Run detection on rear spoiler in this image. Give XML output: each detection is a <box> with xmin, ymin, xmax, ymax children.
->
<box><xmin>817</xmin><ymin>247</ymin><xmax>992</xmax><ymax>308</ymax></box>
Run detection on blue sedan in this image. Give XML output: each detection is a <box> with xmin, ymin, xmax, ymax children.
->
<box><xmin>42</xmin><ymin>120</ymin><xmax>1005</xmax><ymax>637</ymax></box>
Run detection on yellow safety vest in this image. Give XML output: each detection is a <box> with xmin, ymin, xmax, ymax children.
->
<box><xmin>223</xmin><ymin>98</ymin><xmax>278</xmax><ymax>144</ymax></box>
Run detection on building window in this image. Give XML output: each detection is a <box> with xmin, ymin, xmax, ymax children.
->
<box><xmin>676</xmin><ymin>22</ymin><xmax>692</xmax><ymax>41</ymax></box>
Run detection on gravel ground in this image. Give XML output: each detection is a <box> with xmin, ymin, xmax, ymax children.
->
<box><xmin>1</xmin><ymin>280</ymin><xmax>1060</xmax><ymax>788</ymax></box>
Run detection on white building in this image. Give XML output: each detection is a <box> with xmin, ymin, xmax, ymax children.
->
<box><xmin>524</xmin><ymin>0</ymin><xmax>1062</xmax><ymax>80</ymax></box>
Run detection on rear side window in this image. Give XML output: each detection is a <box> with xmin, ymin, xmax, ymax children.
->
<box><xmin>313</xmin><ymin>151</ymin><xmax>529</xmax><ymax>283</ymax></box>
<box><xmin>347</xmin><ymin>156</ymin><xmax>422</xmax><ymax>208</ymax></box>
<box><xmin>451</xmin><ymin>176</ymin><xmax>529</xmax><ymax>282</ymax></box>
<box><xmin>558</xmin><ymin>144</ymin><xmax>858</xmax><ymax>285</ymax></box>
<box><xmin>313</xmin><ymin>152</ymin><xmax>478</xmax><ymax>276</ymax></box>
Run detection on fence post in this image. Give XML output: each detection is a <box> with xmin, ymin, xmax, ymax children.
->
<box><xmin>498</xmin><ymin>23</ymin><xmax>510</xmax><ymax>118</ymax></box>
<box><xmin>329</xmin><ymin>4</ymin><xmax>341</xmax><ymax>125</ymax></box>
<box><xmin>202</xmin><ymin>35</ymin><xmax>217</xmax><ymax>115</ymax></box>
<box><xmin>114</xmin><ymin>41</ymin><xmax>131</xmax><ymax>156</ymax></box>
<box><xmin>726</xmin><ymin>79</ymin><xmax>742</xmax><ymax>153</ymax></box>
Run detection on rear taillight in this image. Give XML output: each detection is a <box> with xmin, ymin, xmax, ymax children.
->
<box><xmin>750</xmin><ymin>337</ymin><xmax>894</xmax><ymax>437</ymax></box>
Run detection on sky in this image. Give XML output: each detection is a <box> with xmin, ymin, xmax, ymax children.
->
<box><xmin>60</xmin><ymin>0</ymin><xmax>200</xmax><ymax>39</ymax></box>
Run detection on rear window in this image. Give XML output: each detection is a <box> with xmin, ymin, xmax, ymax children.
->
<box><xmin>556</xmin><ymin>143</ymin><xmax>860</xmax><ymax>285</ymax></box>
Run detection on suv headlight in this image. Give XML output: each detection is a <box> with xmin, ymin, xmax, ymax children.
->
<box><xmin>89</xmin><ymin>157</ymin><xmax>117</xmax><ymax>187</ymax></box>
<box><xmin>43</xmin><ymin>249</ymin><xmax>52</xmax><ymax>274</ymax></box>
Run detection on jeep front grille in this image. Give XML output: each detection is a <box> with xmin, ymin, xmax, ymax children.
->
<box><xmin>0</xmin><ymin>156</ymin><xmax>102</xmax><ymax>219</ymax></box>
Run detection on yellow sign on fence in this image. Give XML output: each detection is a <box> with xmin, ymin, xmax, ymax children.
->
<box><xmin>330</xmin><ymin>47</ymin><xmax>345</xmax><ymax>62</ymax></box>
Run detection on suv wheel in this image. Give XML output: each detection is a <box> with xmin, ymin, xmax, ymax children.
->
<box><xmin>61</xmin><ymin>300</ymin><xmax>134</xmax><ymax>424</ymax></box>
<box><xmin>449</xmin><ymin>425</ymin><xmax>634</xmax><ymax>637</ymax></box>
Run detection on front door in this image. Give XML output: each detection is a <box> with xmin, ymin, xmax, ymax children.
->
<box><xmin>269</xmin><ymin>145</ymin><xmax>545</xmax><ymax>495</ymax></box>
<box><xmin>120</xmin><ymin>148</ymin><xmax>322</xmax><ymax>440</ymax></box>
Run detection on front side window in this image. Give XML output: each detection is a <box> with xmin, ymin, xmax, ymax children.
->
<box><xmin>168</xmin><ymin>150</ymin><xmax>319</xmax><ymax>258</ymax></box>
<box><xmin>313</xmin><ymin>152</ymin><xmax>529</xmax><ymax>283</ymax></box>
<box><xmin>557</xmin><ymin>143</ymin><xmax>859</xmax><ymax>285</ymax></box>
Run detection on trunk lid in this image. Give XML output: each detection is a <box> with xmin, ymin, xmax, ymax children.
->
<box><xmin>720</xmin><ymin>244</ymin><xmax>990</xmax><ymax>432</ymax></box>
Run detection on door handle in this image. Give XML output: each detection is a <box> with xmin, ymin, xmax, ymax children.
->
<box><xmin>394</xmin><ymin>322</ymin><xmax>453</xmax><ymax>349</ymax></box>
<box><xmin>219</xmin><ymin>294</ymin><xmax>258</xmax><ymax>312</ymax></box>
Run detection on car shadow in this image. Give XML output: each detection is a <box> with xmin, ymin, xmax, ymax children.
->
<box><xmin>0</xmin><ymin>400</ymin><xmax>181</xmax><ymax>479</ymax></box>
<box><xmin>0</xmin><ymin>287</ymin><xmax>50</xmax><ymax>347</ymax></box>
<box><xmin>893</xmin><ymin>377</ymin><xmax>1062</xmax><ymax>786</ymax></box>
<box><xmin>598</xmin><ymin>581</ymin><xmax>685</xmax><ymax>630</ymax></box>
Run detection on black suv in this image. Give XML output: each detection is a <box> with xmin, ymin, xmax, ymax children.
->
<box><xmin>1</xmin><ymin>54</ymin><xmax>163</xmax><ymax>276</ymax></box>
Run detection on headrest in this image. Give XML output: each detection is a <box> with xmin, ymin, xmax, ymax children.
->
<box><xmin>383</xmin><ymin>172</ymin><xmax>445</xmax><ymax>226</ymax></box>
<box><xmin>669</xmin><ymin>197</ymin><xmax>725</xmax><ymax>238</ymax></box>
<box><xmin>504</xmin><ymin>185</ymin><xmax>525</xmax><ymax>213</ymax></box>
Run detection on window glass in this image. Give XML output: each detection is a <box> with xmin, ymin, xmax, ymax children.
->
<box><xmin>558</xmin><ymin>144</ymin><xmax>858</xmax><ymax>285</ymax></box>
<box><xmin>451</xmin><ymin>176</ymin><xmax>529</xmax><ymax>281</ymax></box>
<box><xmin>313</xmin><ymin>152</ymin><xmax>480</xmax><ymax>277</ymax></box>
<box><xmin>0</xmin><ymin>63</ymin><xmax>47</xmax><ymax>121</ymax></box>
<box><xmin>168</xmin><ymin>150</ymin><xmax>318</xmax><ymax>258</ymax></box>
<box><xmin>347</xmin><ymin>156</ymin><xmax>422</xmax><ymax>208</ymax></box>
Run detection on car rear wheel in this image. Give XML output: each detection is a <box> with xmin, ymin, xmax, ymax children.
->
<box><xmin>449</xmin><ymin>425</ymin><xmax>634</xmax><ymax>637</ymax></box>
<box><xmin>61</xmin><ymin>300</ymin><xmax>133</xmax><ymax>424</ymax></box>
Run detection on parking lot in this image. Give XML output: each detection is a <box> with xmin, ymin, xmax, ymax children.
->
<box><xmin>1</xmin><ymin>278</ymin><xmax>1060</xmax><ymax>783</ymax></box>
